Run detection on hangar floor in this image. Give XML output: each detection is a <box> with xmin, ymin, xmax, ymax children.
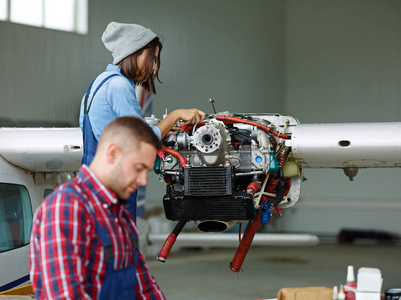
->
<box><xmin>146</xmin><ymin>242</ymin><xmax>401</xmax><ymax>300</ymax></box>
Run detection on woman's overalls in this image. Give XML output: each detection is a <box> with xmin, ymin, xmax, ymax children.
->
<box><xmin>81</xmin><ymin>74</ymin><xmax>137</xmax><ymax>219</ymax></box>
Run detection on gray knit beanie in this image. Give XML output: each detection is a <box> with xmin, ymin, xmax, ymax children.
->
<box><xmin>102</xmin><ymin>21</ymin><xmax>157</xmax><ymax>65</ymax></box>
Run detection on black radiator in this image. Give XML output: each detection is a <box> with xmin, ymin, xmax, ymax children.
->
<box><xmin>163</xmin><ymin>166</ymin><xmax>255</xmax><ymax>221</ymax></box>
<box><xmin>183</xmin><ymin>166</ymin><xmax>234</xmax><ymax>196</ymax></box>
<box><xmin>163</xmin><ymin>191</ymin><xmax>255</xmax><ymax>221</ymax></box>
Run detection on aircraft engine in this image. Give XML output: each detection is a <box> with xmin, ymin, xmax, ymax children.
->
<box><xmin>148</xmin><ymin>110</ymin><xmax>401</xmax><ymax>270</ymax></box>
<box><xmin>153</xmin><ymin>112</ymin><xmax>301</xmax><ymax>233</ymax></box>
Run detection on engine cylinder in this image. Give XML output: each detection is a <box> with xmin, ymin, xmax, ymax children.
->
<box><xmin>191</xmin><ymin>124</ymin><xmax>228</xmax><ymax>165</ymax></box>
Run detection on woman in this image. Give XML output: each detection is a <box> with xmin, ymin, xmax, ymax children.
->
<box><xmin>79</xmin><ymin>21</ymin><xmax>205</xmax><ymax>218</ymax></box>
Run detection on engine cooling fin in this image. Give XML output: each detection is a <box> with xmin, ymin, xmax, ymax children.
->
<box><xmin>184</xmin><ymin>166</ymin><xmax>234</xmax><ymax>196</ymax></box>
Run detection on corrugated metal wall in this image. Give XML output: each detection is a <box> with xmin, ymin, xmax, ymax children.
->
<box><xmin>0</xmin><ymin>23</ymin><xmax>88</xmax><ymax>126</ymax></box>
<box><xmin>0</xmin><ymin>0</ymin><xmax>286</xmax><ymax>126</ymax></box>
<box><xmin>279</xmin><ymin>0</ymin><xmax>401</xmax><ymax>236</ymax></box>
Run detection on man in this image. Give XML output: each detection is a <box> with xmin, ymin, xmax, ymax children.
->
<box><xmin>30</xmin><ymin>116</ymin><xmax>165</xmax><ymax>299</ymax></box>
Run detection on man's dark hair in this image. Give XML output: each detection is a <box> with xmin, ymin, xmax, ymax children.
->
<box><xmin>99</xmin><ymin>116</ymin><xmax>162</xmax><ymax>152</ymax></box>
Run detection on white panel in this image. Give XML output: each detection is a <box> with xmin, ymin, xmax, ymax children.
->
<box><xmin>0</xmin><ymin>0</ymin><xmax>7</xmax><ymax>20</ymax></box>
<box><xmin>44</xmin><ymin>0</ymin><xmax>74</xmax><ymax>31</ymax></box>
<box><xmin>10</xmin><ymin>0</ymin><xmax>43</xmax><ymax>26</ymax></box>
<box><xmin>75</xmin><ymin>0</ymin><xmax>87</xmax><ymax>34</ymax></box>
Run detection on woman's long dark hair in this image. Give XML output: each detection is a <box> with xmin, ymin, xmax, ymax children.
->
<box><xmin>118</xmin><ymin>37</ymin><xmax>163</xmax><ymax>94</ymax></box>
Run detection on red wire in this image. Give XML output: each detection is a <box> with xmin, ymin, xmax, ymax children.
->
<box><xmin>161</xmin><ymin>146</ymin><xmax>186</xmax><ymax>167</ymax></box>
<box><xmin>178</xmin><ymin>122</ymin><xmax>206</xmax><ymax>132</ymax></box>
<box><xmin>216</xmin><ymin>115</ymin><xmax>291</xmax><ymax>139</ymax></box>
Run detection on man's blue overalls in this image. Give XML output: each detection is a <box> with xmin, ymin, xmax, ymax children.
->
<box><xmin>81</xmin><ymin>74</ymin><xmax>137</xmax><ymax>219</ymax></box>
<box><xmin>63</xmin><ymin>188</ymin><xmax>139</xmax><ymax>299</ymax></box>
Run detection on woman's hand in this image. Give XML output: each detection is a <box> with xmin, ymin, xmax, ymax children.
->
<box><xmin>175</xmin><ymin>108</ymin><xmax>206</xmax><ymax>124</ymax></box>
<box><xmin>157</xmin><ymin>108</ymin><xmax>206</xmax><ymax>139</ymax></box>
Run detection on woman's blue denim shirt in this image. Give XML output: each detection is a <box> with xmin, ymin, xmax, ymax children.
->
<box><xmin>79</xmin><ymin>64</ymin><xmax>161</xmax><ymax>141</ymax></box>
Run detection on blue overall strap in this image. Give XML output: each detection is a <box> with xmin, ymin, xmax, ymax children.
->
<box><xmin>92</xmin><ymin>217</ymin><xmax>139</xmax><ymax>260</ymax></box>
<box><xmin>83</xmin><ymin>81</ymin><xmax>94</xmax><ymax>114</ymax></box>
<box><xmin>81</xmin><ymin>74</ymin><xmax>120</xmax><ymax>166</ymax></box>
<box><xmin>84</xmin><ymin>73</ymin><xmax>120</xmax><ymax>114</ymax></box>
<box><xmin>92</xmin><ymin>208</ymin><xmax>139</xmax><ymax>300</ymax></box>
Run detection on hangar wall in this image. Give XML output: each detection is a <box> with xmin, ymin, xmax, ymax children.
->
<box><xmin>1</xmin><ymin>0</ymin><xmax>400</xmax><ymax>236</ymax></box>
<box><xmin>279</xmin><ymin>0</ymin><xmax>401</xmax><ymax>236</ymax></box>
<box><xmin>0</xmin><ymin>0</ymin><xmax>285</xmax><ymax>126</ymax></box>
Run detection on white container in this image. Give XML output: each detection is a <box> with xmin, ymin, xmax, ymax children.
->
<box><xmin>356</xmin><ymin>267</ymin><xmax>383</xmax><ymax>293</ymax></box>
